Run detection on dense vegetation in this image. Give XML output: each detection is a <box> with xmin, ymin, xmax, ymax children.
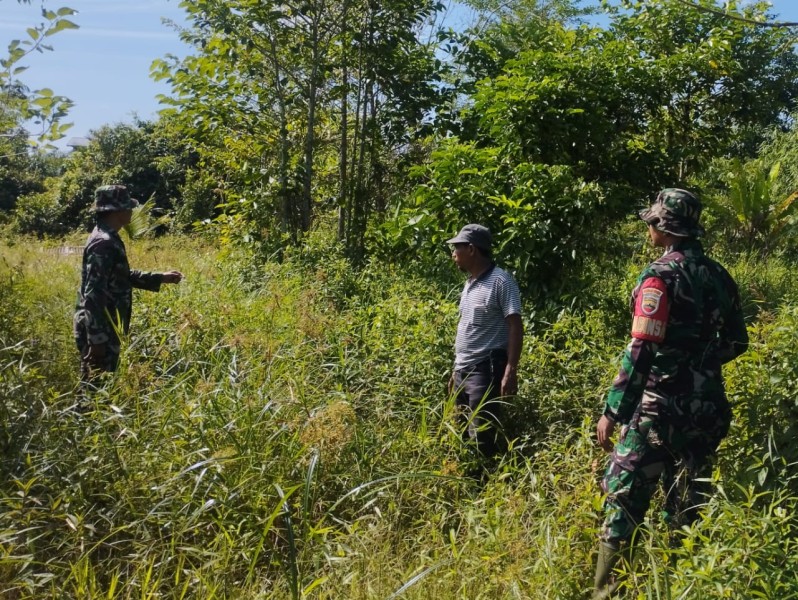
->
<box><xmin>3</xmin><ymin>0</ymin><xmax>798</xmax><ymax>597</ymax></box>
<box><xmin>3</xmin><ymin>230</ymin><xmax>798</xmax><ymax>598</ymax></box>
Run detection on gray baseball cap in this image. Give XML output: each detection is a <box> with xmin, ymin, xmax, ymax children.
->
<box><xmin>446</xmin><ymin>224</ymin><xmax>492</xmax><ymax>250</ymax></box>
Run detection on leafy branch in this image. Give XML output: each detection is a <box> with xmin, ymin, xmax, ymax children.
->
<box><xmin>0</xmin><ymin>4</ymin><xmax>79</xmax><ymax>142</ymax></box>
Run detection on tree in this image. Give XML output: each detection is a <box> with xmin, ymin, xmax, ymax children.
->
<box><xmin>757</xmin><ymin>118</ymin><xmax>798</xmax><ymax>204</ymax></box>
<box><xmin>334</xmin><ymin>0</ymin><xmax>444</xmax><ymax>258</ymax></box>
<box><xmin>706</xmin><ymin>158</ymin><xmax>798</xmax><ymax>252</ymax></box>
<box><xmin>154</xmin><ymin>0</ymin><xmax>335</xmax><ymax>240</ymax></box>
<box><xmin>384</xmin><ymin>0</ymin><xmax>798</xmax><ymax>291</ymax></box>
<box><xmin>153</xmin><ymin>0</ymin><xmax>444</xmax><ymax>253</ymax></box>
<box><xmin>605</xmin><ymin>0</ymin><xmax>798</xmax><ymax>180</ymax></box>
<box><xmin>13</xmin><ymin>118</ymin><xmax>200</xmax><ymax>235</ymax></box>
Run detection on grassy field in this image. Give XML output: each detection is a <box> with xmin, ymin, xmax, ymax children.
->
<box><xmin>1</xmin><ymin>232</ymin><xmax>797</xmax><ymax>599</ymax></box>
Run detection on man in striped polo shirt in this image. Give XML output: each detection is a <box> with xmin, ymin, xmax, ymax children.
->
<box><xmin>447</xmin><ymin>224</ymin><xmax>523</xmax><ymax>461</ymax></box>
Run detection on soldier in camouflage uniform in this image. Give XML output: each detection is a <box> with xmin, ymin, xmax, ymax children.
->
<box><xmin>74</xmin><ymin>185</ymin><xmax>183</xmax><ymax>382</ymax></box>
<box><xmin>592</xmin><ymin>189</ymin><xmax>748</xmax><ymax>598</ymax></box>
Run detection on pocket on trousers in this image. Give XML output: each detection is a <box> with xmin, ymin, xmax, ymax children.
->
<box><xmin>611</xmin><ymin>427</ymin><xmax>649</xmax><ymax>472</ymax></box>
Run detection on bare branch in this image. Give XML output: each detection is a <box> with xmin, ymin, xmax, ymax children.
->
<box><xmin>672</xmin><ymin>0</ymin><xmax>798</xmax><ymax>28</ymax></box>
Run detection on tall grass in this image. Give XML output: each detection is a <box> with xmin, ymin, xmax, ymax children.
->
<box><xmin>1</xmin><ymin>234</ymin><xmax>797</xmax><ymax>598</ymax></box>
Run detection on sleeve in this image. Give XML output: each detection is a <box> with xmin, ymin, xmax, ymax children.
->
<box><xmin>129</xmin><ymin>269</ymin><xmax>163</xmax><ymax>292</ymax></box>
<box><xmin>604</xmin><ymin>276</ymin><xmax>668</xmax><ymax>423</ymax></box>
<box><xmin>631</xmin><ymin>276</ymin><xmax>668</xmax><ymax>342</ymax></box>
<box><xmin>497</xmin><ymin>273</ymin><xmax>522</xmax><ymax>318</ymax></box>
<box><xmin>82</xmin><ymin>243</ymin><xmax>115</xmax><ymax>345</ymax></box>
<box><xmin>716</xmin><ymin>274</ymin><xmax>749</xmax><ymax>364</ymax></box>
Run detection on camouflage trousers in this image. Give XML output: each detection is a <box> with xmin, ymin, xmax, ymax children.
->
<box><xmin>599</xmin><ymin>390</ymin><xmax>731</xmax><ymax>544</ymax></box>
<box><xmin>75</xmin><ymin>336</ymin><xmax>120</xmax><ymax>384</ymax></box>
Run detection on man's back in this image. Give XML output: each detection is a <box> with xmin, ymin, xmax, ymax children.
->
<box><xmin>641</xmin><ymin>239</ymin><xmax>748</xmax><ymax>375</ymax></box>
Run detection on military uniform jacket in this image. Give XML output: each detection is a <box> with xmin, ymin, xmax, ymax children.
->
<box><xmin>74</xmin><ymin>223</ymin><xmax>163</xmax><ymax>348</ymax></box>
<box><xmin>605</xmin><ymin>239</ymin><xmax>748</xmax><ymax>424</ymax></box>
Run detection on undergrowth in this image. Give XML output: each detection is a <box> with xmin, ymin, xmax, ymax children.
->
<box><xmin>0</xmin><ymin>234</ymin><xmax>797</xmax><ymax>598</ymax></box>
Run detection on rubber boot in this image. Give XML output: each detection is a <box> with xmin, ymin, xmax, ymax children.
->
<box><xmin>592</xmin><ymin>542</ymin><xmax>622</xmax><ymax>600</ymax></box>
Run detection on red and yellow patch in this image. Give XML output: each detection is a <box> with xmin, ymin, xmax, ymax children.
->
<box><xmin>640</xmin><ymin>288</ymin><xmax>663</xmax><ymax>315</ymax></box>
<box><xmin>631</xmin><ymin>277</ymin><xmax>668</xmax><ymax>342</ymax></box>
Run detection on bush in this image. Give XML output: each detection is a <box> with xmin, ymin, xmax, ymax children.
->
<box><xmin>383</xmin><ymin>138</ymin><xmax>607</xmax><ymax>296</ymax></box>
<box><xmin>13</xmin><ymin>187</ymin><xmax>68</xmax><ymax>236</ymax></box>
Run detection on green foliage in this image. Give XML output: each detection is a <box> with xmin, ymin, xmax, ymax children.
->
<box><xmin>439</xmin><ymin>0</ymin><xmax>798</xmax><ymax>208</ymax></box>
<box><xmin>665</xmin><ymin>488</ymin><xmax>798</xmax><ymax>598</ymax></box>
<box><xmin>12</xmin><ymin>119</ymin><xmax>203</xmax><ymax>235</ymax></box>
<box><xmin>173</xmin><ymin>169</ymin><xmax>220</xmax><ymax>230</ymax></box>
<box><xmin>603</xmin><ymin>0</ymin><xmax>798</xmax><ymax>180</ymax></box>
<box><xmin>2</xmin><ymin>232</ymin><xmax>798</xmax><ymax>597</ymax></box>
<box><xmin>0</xmin><ymin>126</ymin><xmax>62</xmax><ymax>215</ymax></box>
<box><xmin>80</xmin><ymin>119</ymin><xmax>200</xmax><ymax>219</ymax></box>
<box><xmin>122</xmin><ymin>197</ymin><xmax>171</xmax><ymax>240</ymax></box>
<box><xmin>727</xmin><ymin>160</ymin><xmax>798</xmax><ymax>246</ymax></box>
<box><xmin>384</xmin><ymin>138</ymin><xmax>605</xmax><ymax>294</ymax></box>
<box><xmin>155</xmin><ymin>0</ymin><xmax>445</xmax><ymax>249</ymax></box>
<box><xmin>703</xmin><ymin>158</ymin><xmax>798</xmax><ymax>253</ymax></box>
<box><xmin>12</xmin><ymin>177</ymin><xmax>68</xmax><ymax>236</ymax></box>
<box><xmin>720</xmin><ymin>303</ymin><xmax>798</xmax><ymax>494</ymax></box>
<box><xmin>395</xmin><ymin>1</ymin><xmax>798</xmax><ymax>301</ymax></box>
<box><xmin>758</xmin><ymin>115</ymin><xmax>798</xmax><ymax>204</ymax></box>
<box><xmin>466</xmin><ymin>24</ymin><xmax>664</xmax><ymax>191</ymax></box>
<box><xmin>0</xmin><ymin>3</ymin><xmax>78</xmax><ymax>144</ymax></box>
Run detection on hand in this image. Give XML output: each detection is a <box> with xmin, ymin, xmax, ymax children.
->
<box><xmin>447</xmin><ymin>372</ymin><xmax>455</xmax><ymax>396</ymax></box>
<box><xmin>84</xmin><ymin>343</ymin><xmax>107</xmax><ymax>368</ymax></box>
<box><xmin>501</xmin><ymin>367</ymin><xmax>518</xmax><ymax>396</ymax></box>
<box><xmin>596</xmin><ymin>414</ymin><xmax>616</xmax><ymax>453</ymax></box>
<box><xmin>162</xmin><ymin>271</ymin><xmax>183</xmax><ymax>284</ymax></box>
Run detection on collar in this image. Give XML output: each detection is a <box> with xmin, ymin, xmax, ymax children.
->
<box><xmin>468</xmin><ymin>262</ymin><xmax>496</xmax><ymax>285</ymax></box>
<box><xmin>665</xmin><ymin>238</ymin><xmax>703</xmax><ymax>256</ymax></box>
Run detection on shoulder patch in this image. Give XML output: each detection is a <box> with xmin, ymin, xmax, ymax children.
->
<box><xmin>640</xmin><ymin>287</ymin><xmax>663</xmax><ymax>315</ymax></box>
<box><xmin>631</xmin><ymin>277</ymin><xmax>668</xmax><ymax>342</ymax></box>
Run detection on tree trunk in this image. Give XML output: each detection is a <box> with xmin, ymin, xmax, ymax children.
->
<box><xmin>337</xmin><ymin>0</ymin><xmax>350</xmax><ymax>242</ymax></box>
<box><xmin>302</xmin><ymin>13</ymin><xmax>322</xmax><ymax>232</ymax></box>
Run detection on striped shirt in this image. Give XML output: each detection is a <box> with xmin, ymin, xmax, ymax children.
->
<box><xmin>454</xmin><ymin>264</ymin><xmax>522</xmax><ymax>369</ymax></box>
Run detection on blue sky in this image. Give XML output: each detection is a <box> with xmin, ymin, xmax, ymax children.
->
<box><xmin>3</xmin><ymin>0</ymin><xmax>798</xmax><ymax>150</ymax></box>
<box><xmin>2</xmin><ymin>0</ymin><xmax>188</xmax><ymax>148</ymax></box>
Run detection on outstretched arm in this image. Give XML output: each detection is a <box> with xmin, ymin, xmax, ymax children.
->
<box><xmin>129</xmin><ymin>269</ymin><xmax>183</xmax><ymax>290</ymax></box>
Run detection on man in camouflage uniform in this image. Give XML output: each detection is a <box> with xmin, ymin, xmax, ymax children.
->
<box><xmin>592</xmin><ymin>188</ymin><xmax>748</xmax><ymax>598</ymax></box>
<box><xmin>74</xmin><ymin>185</ymin><xmax>183</xmax><ymax>382</ymax></box>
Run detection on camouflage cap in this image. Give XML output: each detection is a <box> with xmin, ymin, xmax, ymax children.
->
<box><xmin>93</xmin><ymin>184</ymin><xmax>139</xmax><ymax>213</ymax></box>
<box><xmin>639</xmin><ymin>188</ymin><xmax>704</xmax><ymax>238</ymax></box>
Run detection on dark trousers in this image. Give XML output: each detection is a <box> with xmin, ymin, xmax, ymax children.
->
<box><xmin>75</xmin><ymin>324</ymin><xmax>120</xmax><ymax>383</ymax></box>
<box><xmin>453</xmin><ymin>352</ymin><xmax>507</xmax><ymax>458</ymax></box>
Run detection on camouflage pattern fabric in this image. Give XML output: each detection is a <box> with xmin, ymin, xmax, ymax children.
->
<box><xmin>639</xmin><ymin>188</ymin><xmax>705</xmax><ymax>238</ymax></box>
<box><xmin>599</xmin><ymin>238</ymin><xmax>748</xmax><ymax>544</ymax></box>
<box><xmin>93</xmin><ymin>184</ymin><xmax>139</xmax><ymax>213</ymax></box>
<box><xmin>73</xmin><ymin>222</ymin><xmax>162</xmax><ymax>376</ymax></box>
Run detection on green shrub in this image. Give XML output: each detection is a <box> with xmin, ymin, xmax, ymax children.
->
<box><xmin>382</xmin><ymin>139</ymin><xmax>606</xmax><ymax>295</ymax></box>
<box><xmin>13</xmin><ymin>187</ymin><xmax>68</xmax><ymax>236</ymax></box>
